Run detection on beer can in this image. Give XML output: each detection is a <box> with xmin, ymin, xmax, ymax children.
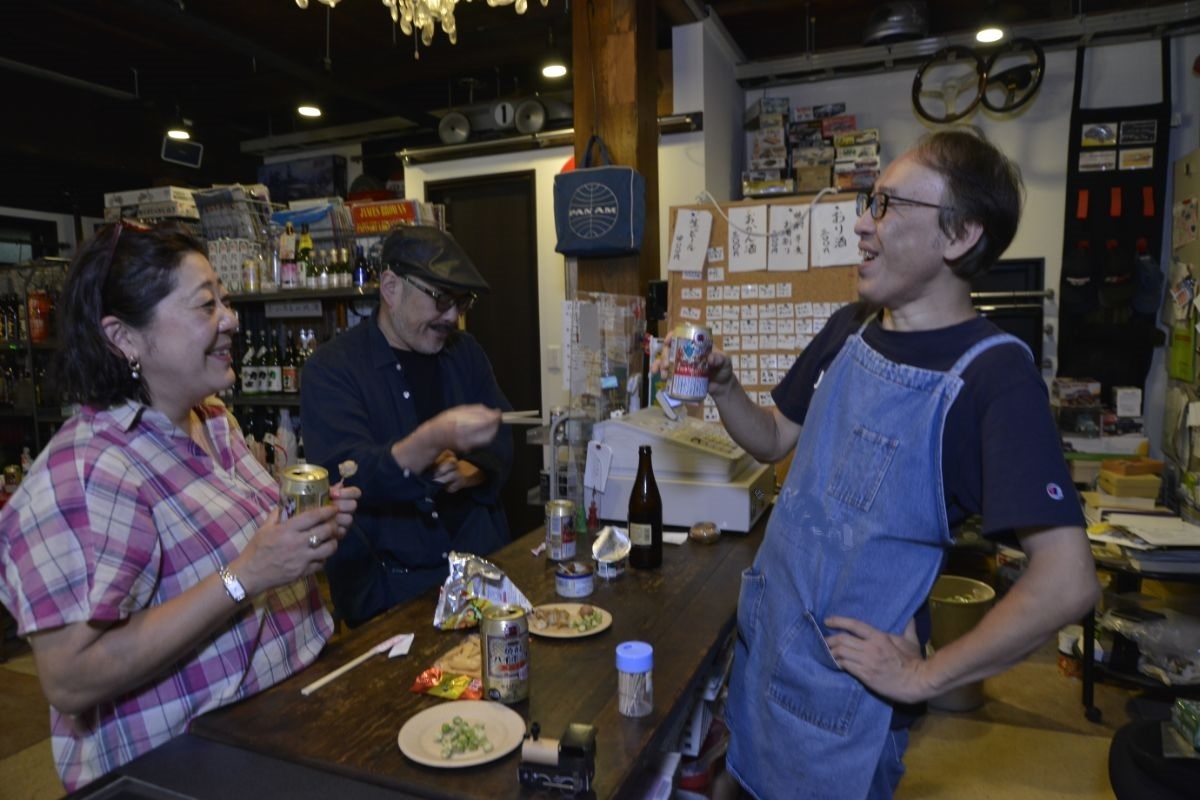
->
<box><xmin>280</xmin><ymin>463</ymin><xmax>329</xmax><ymax>519</ymax></box>
<box><xmin>545</xmin><ymin>499</ymin><xmax>576</xmax><ymax>561</ymax></box>
<box><xmin>481</xmin><ymin>604</ymin><xmax>530</xmax><ymax>704</ymax></box>
<box><xmin>3</xmin><ymin>464</ymin><xmax>21</xmax><ymax>494</ymax></box>
<box><xmin>668</xmin><ymin>323</ymin><xmax>714</xmax><ymax>402</ymax></box>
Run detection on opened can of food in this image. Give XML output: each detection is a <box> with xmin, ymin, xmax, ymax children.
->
<box><xmin>555</xmin><ymin>561</ymin><xmax>594</xmax><ymax>598</ymax></box>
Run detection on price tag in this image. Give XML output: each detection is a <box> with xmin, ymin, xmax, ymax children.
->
<box><xmin>584</xmin><ymin>440</ymin><xmax>613</xmax><ymax>492</ymax></box>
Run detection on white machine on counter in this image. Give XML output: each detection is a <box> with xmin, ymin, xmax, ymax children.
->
<box><xmin>589</xmin><ymin>406</ymin><xmax>774</xmax><ymax>533</ymax></box>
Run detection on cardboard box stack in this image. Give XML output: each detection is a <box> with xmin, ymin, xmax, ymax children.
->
<box><xmin>1081</xmin><ymin>458</ymin><xmax>1170</xmax><ymax>525</ymax></box>
<box><xmin>103</xmin><ymin>185</ymin><xmax>199</xmax><ymax>222</ymax></box>
<box><xmin>742</xmin><ymin>97</ymin><xmax>885</xmax><ymax>198</ymax></box>
<box><xmin>743</xmin><ymin>96</ymin><xmax>793</xmax><ymax>196</ymax></box>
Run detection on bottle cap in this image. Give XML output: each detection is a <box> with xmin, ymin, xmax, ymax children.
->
<box><xmin>615</xmin><ymin>640</ymin><xmax>653</xmax><ymax>672</ymax></box>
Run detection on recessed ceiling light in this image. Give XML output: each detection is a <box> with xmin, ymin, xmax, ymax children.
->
<box><xmin>297</xmin><ymin>103</ymin><xmax>323</xmax><ymax>118</ymax></box>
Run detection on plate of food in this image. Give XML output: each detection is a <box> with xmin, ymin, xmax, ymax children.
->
<box><xmin>528</xmin><ymin>603</ymin><xmax>612</xmax><ymax>638</ymax></box>
<box><xmin>398</xmin><ymin>700</ymin><xmax>525</xmax><ymax>768</ymax></box>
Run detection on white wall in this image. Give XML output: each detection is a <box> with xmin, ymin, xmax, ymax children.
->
<box><xmin>755</xmin><ymin>35</ymin><xmax>1200</xmax><ymax>457</ymax></box>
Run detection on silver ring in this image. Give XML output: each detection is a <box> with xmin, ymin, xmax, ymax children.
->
<box><xmin>308</xmin><ymin>534</ymin><xmax>321</xmax><ymax>549</ymax></box>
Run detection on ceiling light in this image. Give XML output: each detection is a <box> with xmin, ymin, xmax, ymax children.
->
<box><xmin>166</xmin><ymin>114</ymin><xmax>192</xmax><ymax>140</ymax></box>
<box><xmin>540</xmin><ymin>25</ymin><xmax>567</xmax><ymax>79</ymax></box>
<box><xmin>297</xmin><ymin>103</ymin><xmax>323</xmax><ymax>118</ymax></box>
<box><xmin>294</xmin><ymin>0</ymin><xmax>550</xmax><ymax>52</ymax></box>
<box><xmin>976</xmin><ymin>25</ymin><xmax>1006</xmax><ymax>44</ymax></box>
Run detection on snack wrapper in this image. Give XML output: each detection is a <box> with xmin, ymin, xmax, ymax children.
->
<box><xmin>433</xmin><ymin>551</ymin><xmax>532</xmax><ymax>630</ymax></box>
<box><xmin>409</xmin><ymin>667</ymin><xmax>483</xmax><ymax>700</ymax></box>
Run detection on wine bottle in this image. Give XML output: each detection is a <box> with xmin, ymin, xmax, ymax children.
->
<box><xmin>627</xmin><ymin>445</ymin><xmax>663</xmax><ymax>569</ymax></box>
<box><xmin>266</xmin><ymin>328</ymin><xmax>283</xmax><ymax>394</ymax></box>
<box><xmin>281</xmin><ymin>328</ymin><xmax>298</xmax><ymax>394</ymax></box>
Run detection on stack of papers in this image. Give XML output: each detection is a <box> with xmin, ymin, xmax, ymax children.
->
<box><xmin>1088</xmin><ymin>514</ymin><xmax>1200</xmax><ymax>574</ymax></box>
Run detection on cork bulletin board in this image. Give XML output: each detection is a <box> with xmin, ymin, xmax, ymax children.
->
<box><xmin>665</xmin><ymin>195</ymin><xmax>861</xmax><ymax>420</ymax></box>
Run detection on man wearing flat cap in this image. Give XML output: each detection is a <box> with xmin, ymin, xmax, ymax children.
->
<box><xmin>301</xmin><ymin>225</ymin><xmax>514</xmax><ymax>627</ymax></box>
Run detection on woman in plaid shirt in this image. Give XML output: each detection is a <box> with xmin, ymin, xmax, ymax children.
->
<box><xmin>0</xmin><ymin>221</ymin><xmax>360</xmax><ymax>791</ymax></box>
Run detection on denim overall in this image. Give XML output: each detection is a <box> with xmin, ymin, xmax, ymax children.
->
<box><xmin>726</xmin><ymin>328</ymin><xmax>1027</xmax><ymax>799</ymax></box>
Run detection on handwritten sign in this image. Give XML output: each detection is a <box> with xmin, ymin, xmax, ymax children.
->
<box><xmin>767</xmin><ymin>204</ymin><xmax>810</xmax><ymax>271</ymax></box>
<box><xmin>728</xmin><ymin>205</ymin><xmax>768</xmax><ymax>273</ymax></box>
<box><xmin>667</xmin><ymin>209</ymin><xmax>714</xmax><ymax>271</ymax></box>
<box><xmin>810</xmin><ymin>199</ymin><xmax>859</xmax><ymax>268</ymax></box>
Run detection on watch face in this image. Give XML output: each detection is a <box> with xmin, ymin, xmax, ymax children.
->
<box><xmin>221</xmin><ymin>568</ymin><xmax>246</xmax><ymax>602</ymax></box>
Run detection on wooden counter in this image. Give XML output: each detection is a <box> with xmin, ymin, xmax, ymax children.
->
<box><xmin>188</xmin><ymin>525</ymin><xmax>762</xmax><ymax>798</ymax></box>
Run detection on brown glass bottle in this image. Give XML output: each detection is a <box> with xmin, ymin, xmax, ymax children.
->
<box><xmin>627</xmin><ymin>445</ymin><xmax>663</xmax><ymax>569</ymax></box>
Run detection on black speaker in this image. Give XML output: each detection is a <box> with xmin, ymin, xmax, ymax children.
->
<box><xmin>161</xmin><ymin>136</ymin><xmax>204</xmax><ymax>168</ymax></box>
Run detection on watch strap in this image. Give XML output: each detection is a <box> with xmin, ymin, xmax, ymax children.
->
<box><xmin>218</xmin><ymin>565</ymin><xmax>247</xmax><ymax>604</ymax></box>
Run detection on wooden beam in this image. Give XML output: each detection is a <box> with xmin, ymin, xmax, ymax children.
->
<box><xmin>571</xmin><ymin>0</ymin><xmax>659</xmax><ymax>298</ymax></box>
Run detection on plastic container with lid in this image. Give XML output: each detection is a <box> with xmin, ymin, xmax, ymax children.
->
<box><xmin>616</xmin><ymin>641</ymin><xmax>653</xmax><ymax>717</ymax></box>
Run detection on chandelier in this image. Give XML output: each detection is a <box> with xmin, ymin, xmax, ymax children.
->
<box><xmin>295</xmin><ymin>0</ymin><xmax>549</xmax><ymax>51</ymax></box>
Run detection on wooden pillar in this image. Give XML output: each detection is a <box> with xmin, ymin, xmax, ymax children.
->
<box><xmin>570</xmin><ymin>0</ymin><xmax>659</xmax><ymax>297</ymax></box>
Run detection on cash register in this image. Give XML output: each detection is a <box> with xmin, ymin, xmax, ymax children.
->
<box><xmin>590</xmin><ymin>406</ymin><xmax>774</xmax><ymax>533</ymax></box>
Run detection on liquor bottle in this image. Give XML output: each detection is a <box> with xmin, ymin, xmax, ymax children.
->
<box><xmin>627</xmin><ymin>445</ymin><xmax>663</xmax><ymax>569</ymax></box>
<box><xmin>338</xmin><ymin>247</ymin><xmax>352</xmax><ymax>287</ymax></box>
<box><xmin>298</xmin><ymin>223</ymin><xmax>314</xmax><ymax>256</ymax></box>
<box><xmin>253</xmin><ymin>329</ymin><xmax>269</xmax><ymax>394</ymax></box>
<box><xmin>266</xmin><ymin>328</ymin><xmax>283</xmax><ymax>394</ymax></box>
<box><xmin>353</xmin><ymin>245</ymin><xmax>369</xmax><ymax>288</ymax></box>
<box><xmin>281</xmin><ymin>328</ymin><xmax>298</xmax><ymax>393</ymax></box>
<box><xmin>240</xmin><ymin>330</ymin><xmax>257</xmax><ymax>396</ymax></box>
<box><xmin>318</xmin><ymin>249</ymin><xmax>331</xmax><ymax>289</ymax></box>
<box><xmin>279</xmin><ymin>221</ymin><xmax>299</xmax><ymax>290</ymax></box>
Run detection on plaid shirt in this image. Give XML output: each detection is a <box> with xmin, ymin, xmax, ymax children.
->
<box><xmin>0</xmin><ymin>399</ymin><xmax>332</xmax><ymax>791</ymax></box>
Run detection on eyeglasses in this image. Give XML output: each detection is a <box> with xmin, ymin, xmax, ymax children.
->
<box><xmin>400</xmin><ymin>274</ymin><xmax>477</xmax><ymax>314</ymax></box>
<box><xmin>855</xmin><ymin>191</ymin><xmax>950</xmax><ymax>220</ymax></box>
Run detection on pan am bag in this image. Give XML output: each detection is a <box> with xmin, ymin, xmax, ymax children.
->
<box><xmin>554</xmin><ymin>134</ymin><xmax>645</xmax><ymax>257</ymax></box>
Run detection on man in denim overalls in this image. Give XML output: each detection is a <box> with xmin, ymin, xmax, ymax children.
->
<box><xmin>708</xmin><ymin>130</ymin><xmax>1100</xmax><ymax>798</ymax></box>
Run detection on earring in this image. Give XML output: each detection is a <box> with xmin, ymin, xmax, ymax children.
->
<box><xmin>128</xmin><ymin>357</ymin><xmax>141</xmax><ymax>380</ymax></box>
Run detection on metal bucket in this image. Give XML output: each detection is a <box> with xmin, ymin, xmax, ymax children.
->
<box><xmin>927</xmin><ymin>575</ymin><xmax>996</xmax><ymax>712</ymax></box>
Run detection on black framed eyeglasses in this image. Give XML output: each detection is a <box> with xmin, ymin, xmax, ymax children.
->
<box><xmin>400</xmin><ymin>274</ymin><xmax>477</xmax><ymax>314</ymax></box>
<box><xmin>855</xmin><ymin>191</ymin><xmax>950</xmax><ymax>220</ymax></box>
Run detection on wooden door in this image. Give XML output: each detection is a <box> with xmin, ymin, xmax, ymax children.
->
<box><xmin>425</xmin><ymin>172</ymin><xmax>543</xmax><ymax>536</ymax></box>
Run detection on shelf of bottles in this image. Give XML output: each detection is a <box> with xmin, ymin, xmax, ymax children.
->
<box><xmin>0</xmin><ymin>257</ymin><xmax>71</xmax><ymax>462</ymax></box>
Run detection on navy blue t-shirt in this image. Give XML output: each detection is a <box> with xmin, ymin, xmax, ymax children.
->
<box><xmin>772</xmin><ymin>302</ymin><xmax>1084</xmax><ymax>544</ymax></box>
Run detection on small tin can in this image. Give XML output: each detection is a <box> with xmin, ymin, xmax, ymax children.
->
<box><xmin>280</xmin><ymin>463</ymin><xmax>330</xmax><ymax>519</ymax></box>
<box><xmin>595</xmin><ymin>556</ymin><xmax>626</xmax><ymax>580</ymax></box>
<box><xmin>545</xmin><ymin>499</ymin><xmax>576</xmax><ymax>561</ymax></box>
<box><xmin>3</xmin><ymin>464</ymin><xmax>21</xmax><ymax>494</ymax></box>
<box><xmin>555</xmin><ymin>561</ymin><xmax>594</xmax><ymax>598</ymax></box>
<box><xmin>668</xmin><ymin>323</ymin><xmax>714</xmax><ymax>402</ymax></box>
<box><xmin>481</xmin><ymin>604</ymin><xmax>530</xmax><ymax>704</ymax></box>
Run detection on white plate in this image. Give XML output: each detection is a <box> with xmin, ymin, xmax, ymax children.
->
<box><xmin>528</xmin><ymin>603</ymin><xmax>613</xmax><ymax>639</ymax></box>
<box><xmin>398</xmin><ymin>700</ymin><xmax>525</xmax><ymax>768</ymax></box>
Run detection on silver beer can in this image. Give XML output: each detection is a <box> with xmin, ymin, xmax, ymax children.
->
<box><xmin>545</xmin><ymin>499</ymin><xmax>576</xmax><ymax>561</ymax></box>
<box><xmin>280</xmin><ymin>463</ymin><xmax>329</xmax><ymax>519</ymax></box>
<box><xmin>481</xmin><ymin>604</ymin><xmax>530</xmax><ymax>704</ymax></box>
<box><xmin>668</xmin><ymin>323</ymin><xmax>714</xmax><ymax>402</ymax></box>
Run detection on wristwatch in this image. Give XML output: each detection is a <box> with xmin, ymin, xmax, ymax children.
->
<box><xmin>218</xmin><ymin>565</ymin><xmax>247</xmax><ymax>604</ymax></box>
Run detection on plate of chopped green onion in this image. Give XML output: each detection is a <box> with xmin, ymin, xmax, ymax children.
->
<box><xmin>398</xmin><ymin>700</ymin><xmax>525</xmax><ymax>768</ymax></box>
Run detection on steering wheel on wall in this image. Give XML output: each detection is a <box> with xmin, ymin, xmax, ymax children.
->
<box><xmin>912</xmin><ymin>46</ymin><xmax>987</xmax><ymax>124</ymax></box>
<box><xmin>982</xmin><ymin>38</ymin><xmax>1046</xmax><ymax>113</ymax></box>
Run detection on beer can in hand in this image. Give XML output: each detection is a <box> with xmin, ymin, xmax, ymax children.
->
<box><xmin>280</xmin><ymin>464</ymin><xmax>330</xmax><ymax>519</ymax></box>
<box><xmin>667</xmin><ymin>323</ymin><xmax>713</xmax><ymax>402</ymax></box>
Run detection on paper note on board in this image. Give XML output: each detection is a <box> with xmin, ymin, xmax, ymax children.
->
<box><xmin>810</xmin><ymin>199</ymin><xmax>859</xmax><ymax>268</ymax></box>
<box><xmin>766</xmin><ymin>203</ymin><xmax>810</xmax><ymax>271</ymax></box>
<box><xmin>667</xmin><ymin>209</ymin><xmax>713</xmax><ymax>272</ymax></box>
<box><xmin>728</xmin><ymin>205</ymin><xmax>768</xmax><ymax>273</ymax></box>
